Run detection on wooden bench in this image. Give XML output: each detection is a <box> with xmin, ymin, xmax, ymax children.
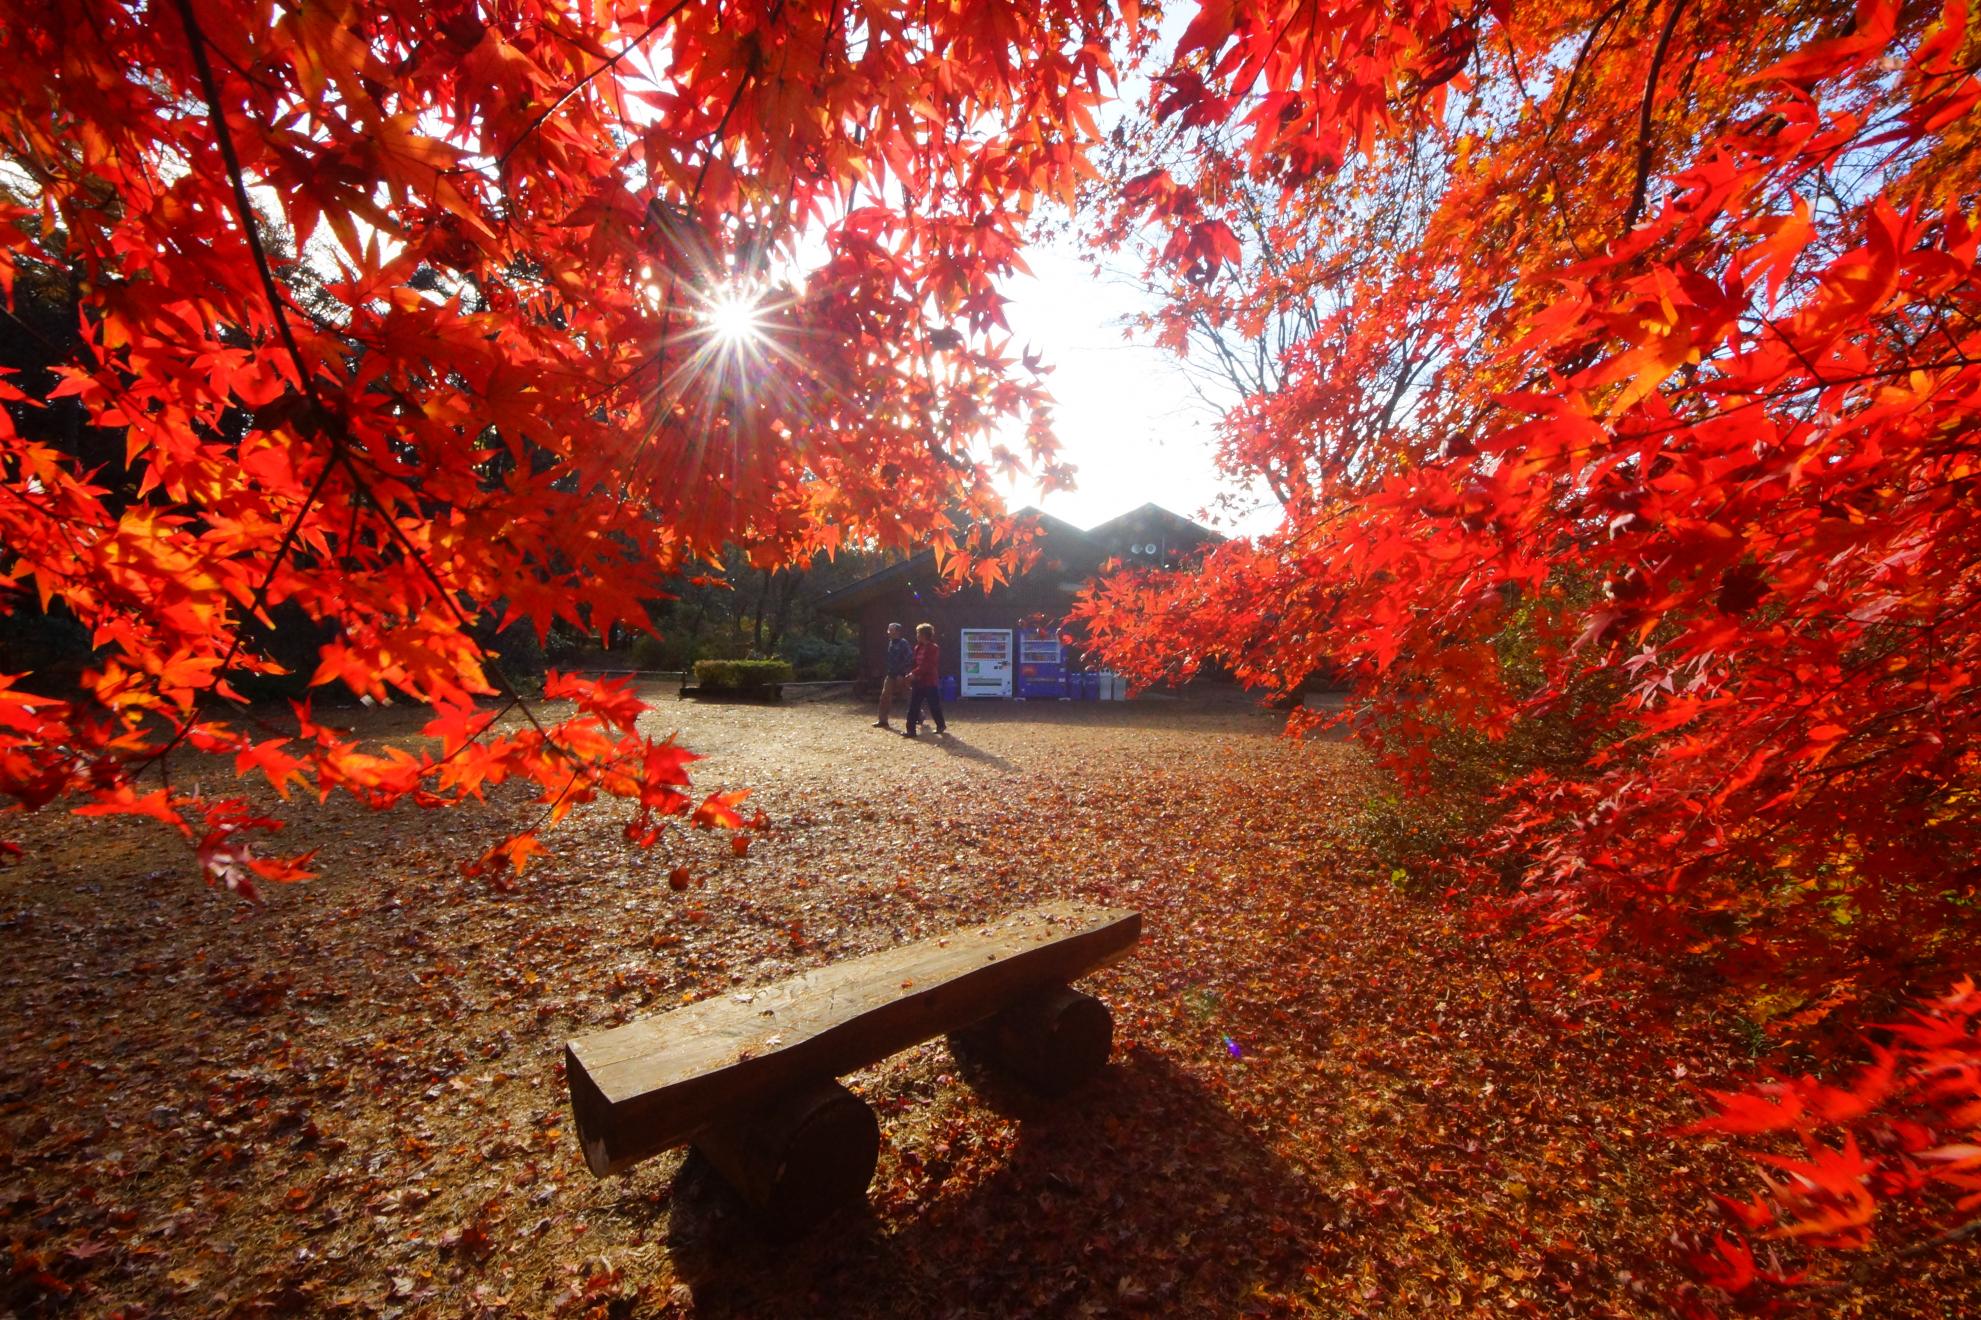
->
<box><xmin>564</xmin><ymin>900</ymin><xmax>1140</xmax><ymax>1234</ymax></box>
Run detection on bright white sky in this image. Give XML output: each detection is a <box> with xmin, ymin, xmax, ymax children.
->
<box><xmin>998</xmin><ymin>223</ymin><xmax>1291</xmax><ymax>539</ymax></box>
<box><xmin>989</xmin><ymin>7</ymin><xmax>1284</xmax><ymax>541</ymax></box>
<box><xmin>995</xmin><ymin>235</ymin><xmax>1281</xmax><ymax>536</ymax></box>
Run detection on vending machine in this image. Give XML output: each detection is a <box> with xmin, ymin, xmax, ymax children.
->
<box><xmin>1017</xmin><ymin>630</ymin><xmax>1066</xmax><ymax>699</ymax></box>
<box><xmin>958</xmin><ymin>628</ymin><xmax>1013</xmax><ymax>697</ymax></box>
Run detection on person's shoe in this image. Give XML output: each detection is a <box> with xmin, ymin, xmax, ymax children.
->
<box><xmin>903</xmin><ymin>729</ymin><xmax>918</xmax><ymax>738</ymax></box>
<box><xmin>872</xmin><ymin>721</ymin><xmax>889</xmax><ymax>728</ymax></box>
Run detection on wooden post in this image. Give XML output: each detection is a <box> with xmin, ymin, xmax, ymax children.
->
<box><xmin>691</xmin><ymin>1079</ymin><xmax>879</xmax><ymax>1238</ymax></box>
<box><xmin>953</xmin><ymin>985</ymin><xmax>1114</xmax><ymax>1095</ymax></box>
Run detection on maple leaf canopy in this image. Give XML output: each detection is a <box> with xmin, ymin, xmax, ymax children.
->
<box><xmin>1070</xmin><ymin>0</ymin><xmax>1981</xmax><ymax>1266</ymax></box>
<box><xmin>0</xmin><ymin>0</ymin><xmax>1115</xmax><ymax>884</ymax></box>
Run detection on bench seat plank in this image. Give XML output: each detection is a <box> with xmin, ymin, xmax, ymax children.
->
<box><xmin>566</xmin><ymin>900</ymin><xmax>1140</xmax><ymax>1175</ymax></box>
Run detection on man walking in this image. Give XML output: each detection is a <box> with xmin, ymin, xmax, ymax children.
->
<box><xmin>874</xmin><ymin>621</ymin><xmax>912</xmax><ymax>729</ymax></box>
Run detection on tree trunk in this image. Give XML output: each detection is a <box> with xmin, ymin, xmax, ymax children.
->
<box><xmin>751</xmin><ymin>567</ymin><xmax>772</xmax><ymax>653</ymax></box>
<box><xmin>766</xmin><ymin>566</ymin><xmax>802</xmax><ymax>653</ymax></box>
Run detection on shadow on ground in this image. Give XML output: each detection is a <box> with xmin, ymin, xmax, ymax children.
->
<box><xmin>661</xmin><ymin>1048</ymin><xmax>1329</xmax><ymax>1316</ymax></box>
<box><xmin>921</xmin><ymin>731</ymin><xmax>1018</xmax><ymax>773</ymax></box>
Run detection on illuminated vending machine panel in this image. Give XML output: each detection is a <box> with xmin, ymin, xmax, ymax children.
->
<box><xmin>958</xmin><ymin>628</ymin><xmax>1014</xmax><ymax>698</ymax></box>
<box><xmin>1017</xmin><ymin>630</ymin><xmax>1065</xmax><ymax>699</ymax></box>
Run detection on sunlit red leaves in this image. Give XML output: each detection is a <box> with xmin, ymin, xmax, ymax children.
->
<box><xmin>69</xmin><ymin>787</ymin><xmax>316</xmax><ymax>898</ymax></box>
<box><xmin>1687</xmin><ymin>980</ymin><xmax>1981</xmax><ymax>1277</ymax></box>
<box><xmin>234</xmin><ymin>737</ymin><xmax>307</xmax><ymax>799</ymax></box>
<box><xmin>1093</xmin><ymin>6</ymin><xmax>1981</xmax><ymax>941</ymax></box>
<box><xmin>73</xmin><ymin>786</ymin><xmax>191</xmax><ymax>834</ymax></box>
<box><xmin>1080</xmin><ymin>0</ymin><xmax>1981</xmax><ymax>1288</ymax></box>
<box><xmin>193</xmin><ymin>801</ymin><xmax>318</xmax><ymax>901</ymax></box>
<box><xmin>462</xmin><ymin>830</ymin><xmax>554</xmax><ymax>888</ymax></box>
<box><xmin>1682</xmin><ymin>1233</ymin><xmax>1803</xmax><ymax>1296</ymax></box>
<box><xmin>690</xmin><ymin>788</ymin><xmax>751</xmax><ymax>831</ymax></box>
<box><xmin>540</xmin><ymin>672</ymin><xmax>648</xmax><ymax>735</ymax></box>
<box><xmin>1688</xmin><ymin>1048</ymin><xmax>1900</xmax><ymax>1143</ymax></box>
<box><xmin>0</xmin><ymin>0</ymin><xmax>1121</xmax><ymax>885</ymax></box>
<box><xmin>1750</xmin><ymin>1134</ymin><xmax>1880</xmax><ymax>1247</ymax></box>
<box><xmin>1154</xmin><ymin>0</ymin><xmax>1462</xmax><ymax>180</ymax></box>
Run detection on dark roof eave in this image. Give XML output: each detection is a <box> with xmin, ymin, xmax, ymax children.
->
<box><xmin>818</xmin><ymin>550</ymin><xmax>937</xmax><ymax>616</ymax></box>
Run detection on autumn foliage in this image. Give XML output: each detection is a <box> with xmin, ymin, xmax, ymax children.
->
<box><xmin>1087</xmin><ymin>0</ymin><xmax>1981</xmax><ymax>978</ymax></box>
<box><xmin>6</xmin><ymin>0</ymin><xmax>1981</xmax><ymax>1302</ymax></box>
<box><xmin>1070</xmin><ymin>0</ymin><xmax>1981</xmax><ymax>1284</ymax></box>
<box><xmin>1686</xmin><ymin>976</ymin><xmax>1980</xmax><ymax>1285</ymax></box>
<box><xmin>1</xmin><ymin>0</ymin><xmax>1108</xmax><ymax>886</ymax></box>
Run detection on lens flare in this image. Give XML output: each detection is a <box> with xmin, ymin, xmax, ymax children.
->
<box><xmin>706</xmin><ymin>289</ymin><xmax>763</xmax><ymax>345</ymax></box>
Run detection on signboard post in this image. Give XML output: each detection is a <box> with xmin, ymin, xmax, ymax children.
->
<box><xmin>958</xmin><ymin>629</ymin><xmax>1013</xmax><ymax>698</ymax></box>
<box><xmin>1017</xmin><ymin>630</ymin><xmax>1065</xmax><ymax>699</ymax></box>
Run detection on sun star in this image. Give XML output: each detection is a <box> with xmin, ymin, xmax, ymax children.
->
<box><xmin>707</xmin><ymin>288</ymin><xmax>764</xmax><ymax>346</ymax></box>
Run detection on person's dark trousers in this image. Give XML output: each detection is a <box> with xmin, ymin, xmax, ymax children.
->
<box><xmin>906</xmin><ymin>684</ymin><xmax>946</xmax><ymax>734</ymax></box>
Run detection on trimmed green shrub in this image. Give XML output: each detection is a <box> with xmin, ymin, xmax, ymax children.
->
<box><xmin>693</xmin><ymin>658</ymin><xmax>793</xmax><ymax>693</ymax></box>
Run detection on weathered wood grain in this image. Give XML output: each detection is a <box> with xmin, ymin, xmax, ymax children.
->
<box><xmin>691</xmin><ymin>1079</ymin><xmax>880</xmax><ymax>1238</ymax></box>
<box><xmin>567</xmin><ymin>900</ymin><xmax>1140</xmax><ymax>1175</ymax></box>
<box><xmin>953</xmin><ymin>984</ymin><xmax>1114</xmax><ymax>1095</ymax></box>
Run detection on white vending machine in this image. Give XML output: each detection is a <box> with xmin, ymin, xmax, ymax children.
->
<box><xmin>958</xmin><ymin>628</ymin><xmax>1013</xmax><ymax>697</ymax></box>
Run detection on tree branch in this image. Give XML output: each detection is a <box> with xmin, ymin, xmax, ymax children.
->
<box><xmin>1546</xmin><ymin>0</ymin><xmax>1632</xmax><ymax>144</ymax></box>
<box><xmin>496</xmin><ymin>0</ymin><xmax>697</xmax><ymax>174</ymax></box>
<box><xmin>170</xmin><ymin>0</ymin><xmax>321</xmax><ymax>411</ymax></box>
<box><xmin>1622</xmin><ymin>0</ymin><xmax>1689</xmax><ymax>234</ymax></box>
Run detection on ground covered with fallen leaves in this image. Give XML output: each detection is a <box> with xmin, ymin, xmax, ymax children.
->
<box><xmin>3</xmin><ymin>691</ymin><xmax>1974</xmax><ymax>1316</ymax></box>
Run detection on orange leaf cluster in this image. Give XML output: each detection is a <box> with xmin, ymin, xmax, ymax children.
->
<box><xmin>1</xmin><ymin>0</ymin><xmax>1115</xmax><ymax>878</ymax></box>
<box><xmin>1077</xmin><ymin>0</ymin><xmax>1981</xmax><ymax>1282</ymax></box>
<box><xmin>1087</xmin><ymin>3</ymin><xmax>1981</xmax><ymax>987</ymax></box>
<box><xmin>1686</xmin><ymin>978</ymin><xmax>1981</xmax><ymax>1290</ymax></box>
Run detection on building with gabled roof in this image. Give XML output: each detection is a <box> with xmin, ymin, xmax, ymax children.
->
<box><xmin>819</xmin><ymin>504</ymin><xmax>1219</xmax><ymax>691</ymax></box>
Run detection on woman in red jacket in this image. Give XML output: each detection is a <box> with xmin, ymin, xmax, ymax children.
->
<box><xmin>904</xmin><ymin>622</ymin><xmax>947</xmax><ymax>737</ymax></box>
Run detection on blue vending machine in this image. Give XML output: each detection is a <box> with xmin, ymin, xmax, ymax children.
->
<box><xmin>1016</xmin><ymin>630</ymin><xmax>1066</xmax><ymax>700</ymax></box>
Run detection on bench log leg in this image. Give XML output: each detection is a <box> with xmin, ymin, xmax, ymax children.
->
<box><xmin>691</xmin><ymin>1079</ymin><xmax>878</xmax><ymax>1238</ymax></box>
<box><xmin>952</xmin><ymin>985</ymin><xmax>1114</xmax><ymax>1096</ymax></box>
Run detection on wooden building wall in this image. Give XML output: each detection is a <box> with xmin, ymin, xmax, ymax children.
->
<box><xmin>849</xmin><ymin>582</ymin><xmax>1083</xmax><ymax>688</ymax></box>
<box><xmin>827</xmin><ymin>506</ymin><xmax>1221</xmax><ymax>693</ymax></box>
